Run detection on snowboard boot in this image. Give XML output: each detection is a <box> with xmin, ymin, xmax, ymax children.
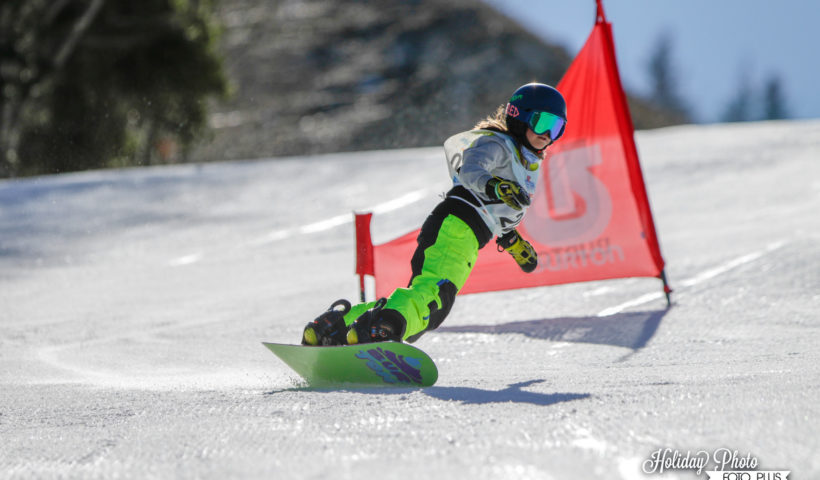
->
<box><xmin>346</xmin><ymin>298</ymin><xmax>406</xmax><ymax>344</ymax></box>
<box><xmin>302</xmin><ymin>299</ymin><xmax>352</xmax><ymax>346</ymax></box>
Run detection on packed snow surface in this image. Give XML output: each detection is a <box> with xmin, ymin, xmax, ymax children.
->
<box><xmin>1</xmin><ymin>120</ymin><xmax>818</xmax><ymax>479</ymax></box>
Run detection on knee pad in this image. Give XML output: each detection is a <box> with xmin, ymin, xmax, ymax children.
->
<box><xmin>427</xmin><ymin>279</ymin><xmax>457</xmax><ymax>331</ymax></box>
<box><xmin>405</xmin><ymin>279</ymin><xmax>457</xmax><ymax>343</ymax></box>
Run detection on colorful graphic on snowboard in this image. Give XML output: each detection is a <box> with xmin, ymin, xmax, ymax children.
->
<box><xmin>263</xmin><ymin>342</ymin><xmax>438</xmax><ymax>387</ymax></box>
<box><xmin>354</xmin><ymin>346</ymin><xmax>424</xmax><ymax>385</ymax></box>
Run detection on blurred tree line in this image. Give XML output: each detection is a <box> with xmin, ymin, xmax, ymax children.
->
<box><xmin>0</xmin><ymin>0</ymin><xmax>228</xmax><ymax>178</ymax></box>
<box><xmin>722</xmin><ymin>71</ymin><xmax>789</xmax><ymax>122</ymax></box>
<box><xmin>645</xmin><ymin>32</ymin><xmax>790</xmax><ymax>124</ymax></box>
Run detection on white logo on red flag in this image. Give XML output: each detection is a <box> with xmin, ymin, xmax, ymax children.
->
<box><xmin>523</xmin><ymin>142</ymin><xmax>612</xmax><ymax>247</ymax></box>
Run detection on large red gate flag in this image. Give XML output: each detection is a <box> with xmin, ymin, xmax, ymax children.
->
<box><xmin>355</xmin><ymin>0</ymin><xmax>669</xmax><ymax>301</ymax></box>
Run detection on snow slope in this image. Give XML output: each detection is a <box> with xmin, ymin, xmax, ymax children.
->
<box><xmin>1</xmin><ymin>120</ymin><xmax>818</xmax><ymax>479</ymax></box>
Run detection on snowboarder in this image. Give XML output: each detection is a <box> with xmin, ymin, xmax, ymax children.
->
<box><xmin>302</xmin><ymin>83</ymin><xmax>567</xmax><ymax>346</ymax></box>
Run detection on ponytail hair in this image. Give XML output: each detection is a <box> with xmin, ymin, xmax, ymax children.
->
<box><xmin>473</xmin><ymin>105</ymin><xmax>509</xmax><ymax>133</ymax></box>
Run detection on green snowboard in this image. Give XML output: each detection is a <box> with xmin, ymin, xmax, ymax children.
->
<box><xmin>263</xmin><ymin>342</ymin><xmax>438</xmax><ymax>387</ymax></box>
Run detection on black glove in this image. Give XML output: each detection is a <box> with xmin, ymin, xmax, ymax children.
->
<box><xmin>497</xmin><ymin>230</ymin><xmax>538</xmax><ymax>273</ymax></box>
<box><xmin>486</xmin><ymin>176</ymin><xmax>531</xmax><ymax>211</ymax></box>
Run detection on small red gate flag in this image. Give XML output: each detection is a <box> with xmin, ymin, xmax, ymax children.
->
<box><xmin>355</xmin><ymin>212</ymin><xmax>374</xmax><ymax>277</ymax></box>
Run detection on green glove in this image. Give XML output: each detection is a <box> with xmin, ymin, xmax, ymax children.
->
<box><xmin>486</xmin><ymin>176</ymin><xmax>531</xmax><ymax>211</ymax></box>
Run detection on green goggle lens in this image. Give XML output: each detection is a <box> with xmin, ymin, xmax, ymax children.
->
<box><xmin>528</xmin><ymin>111</ymin><xmax>566</xmax><ymax>140</ymax></box>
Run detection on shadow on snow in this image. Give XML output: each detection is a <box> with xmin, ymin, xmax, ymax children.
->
<box><xmin>436</xmin><ymin>308</ymin><xmax>670</xmax><ymax>353</ymax></box>
<box><xmin>266</xmin><ymin>380</ymin><xmax>590</xmax><ymax>407</ymax></box>
<box><xmin>423</xmin><ymin>379</ymin><xmax>590</xmax><ymax>406</ymax></box>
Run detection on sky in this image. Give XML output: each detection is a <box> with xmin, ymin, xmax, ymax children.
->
<box><xmin>483</xmin><ymin>0</ymin><xmax>820</xmax><ymax>123</ymax></box>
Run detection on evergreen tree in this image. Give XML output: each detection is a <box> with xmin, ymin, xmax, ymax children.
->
<box><xmin>721</xmin><ymin>69</ymin><xmax>790</xmax><ymax>123</ymax></box>
<box><xmin>721</xmin><ymin>66</ymin><xmax>755</xmax><ymax>123</ymax></box>
<box><xmin>0</xmin><ymin>0</ymin><xmax>228</xmax><ymax>177</ymax></box>
<box><xmin>762</xmin><ymin>74</ymin><xmax>789</xmax><ymax>120</ymax></box>
<box><xmin>647</xmin><ymin>32</ymin><xmax>689</xmax><ymax>119</ymax></box>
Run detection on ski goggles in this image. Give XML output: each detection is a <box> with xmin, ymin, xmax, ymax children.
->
<box><xmin>527</xmin><ymin>111</ymin><xmax>566</xmax><ymax>140</ymax></box>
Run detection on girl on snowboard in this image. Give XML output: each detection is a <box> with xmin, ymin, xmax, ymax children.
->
<box><xmin>302</xmin><ymin>82</ymin><xmax>567</xmax><ymax>346</ymax></box>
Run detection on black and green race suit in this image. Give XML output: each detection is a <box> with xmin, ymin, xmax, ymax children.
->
<box><xmin>345</xmin><ymin>129</ymin><xmax>541</xmax><ymax>341</ymax></box>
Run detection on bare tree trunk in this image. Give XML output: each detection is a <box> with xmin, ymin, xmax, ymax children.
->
<box><xmin>142</xmin><ymin>120</ymin><xmax>158</xmax><ymax>167</ymax></box>
<box><xmin>0</xmin><ymin>97</ymin><xmax>24</xmax><ymax>177</ymax></box>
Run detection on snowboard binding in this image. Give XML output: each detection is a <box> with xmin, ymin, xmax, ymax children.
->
<box><xmin>346</xmin><ymin>298</ymin><xmax>406</xmax><ymax>344</ymax></box>
<box><xmin>302</xmin><ymin>299</ymin><xmax>351</xmax><ymax>346</ymax></box>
